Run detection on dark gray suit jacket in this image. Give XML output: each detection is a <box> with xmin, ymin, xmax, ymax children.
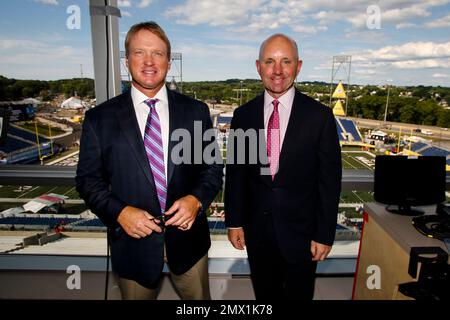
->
<box><xmin>76</xmin><ymin>87</ymin><xmax>223</xmax><ymax>287</ymax></box>
<box><xmin>225</xmin><ymin>89</ymin><xmax>342</xmax><ymax>263</ymax></box>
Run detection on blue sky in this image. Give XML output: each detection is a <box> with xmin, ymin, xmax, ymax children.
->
<box><xmin>0</xmin><ymin>0</ymin><xmax>450</xmax><ymax>86</ymax></box>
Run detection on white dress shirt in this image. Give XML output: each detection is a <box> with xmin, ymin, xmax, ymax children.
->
<box><xmin>131</xmin><ymin>84</ymin><xmax>169</xmax><ymax>178</ymax></box>
<box><xmin>263</xmin><ymin>85</ymin><xmax>295</xmax><ymax>149</ymax></box>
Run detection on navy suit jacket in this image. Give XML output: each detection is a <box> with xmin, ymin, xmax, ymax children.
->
<box><xmin>76</xmin><ymin>87</ymin><xmax>223</xmax><ymax>287</ymax></box>
<box><xmin>225</xmin><ymin>89</ymin><xmax>342</xmax><ymax>263</ymax></box>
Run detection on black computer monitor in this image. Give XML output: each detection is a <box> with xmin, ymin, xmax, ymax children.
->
<box><xmin>374</xmin><ymin>155</ymin><xmax>446</xmax><ymax>216</ymax></box>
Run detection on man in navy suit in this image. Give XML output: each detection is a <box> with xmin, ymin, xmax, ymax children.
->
<box><xmin>225</xmin><ymin>34</ymin><xmax>341</xmax><ymax>300</ymax></box>
<box><xmin>76</xmin><ymin>21</ymin><xmax>223</xmax><ymax>300</ymax></box>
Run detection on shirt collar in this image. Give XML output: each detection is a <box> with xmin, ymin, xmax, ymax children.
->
<box><xmin>131</xmin><ymin>84</ymin><xmax>168</xmax><ymax>106</ymax></box>
<box><xmin>264</xmin><ymin>85</ymin><xmax>295</xmax><ymax>109</ymax></box>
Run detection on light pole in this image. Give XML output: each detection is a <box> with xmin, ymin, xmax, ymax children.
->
<box><xmin>384</xmin><ymin>80</ymin><xmax>392</xmax><ymax>126</ymax></box>
<box><xmin>240</xmin><ymin>80</ymin><xmax>243</xmax><ymax>105</ymax></box>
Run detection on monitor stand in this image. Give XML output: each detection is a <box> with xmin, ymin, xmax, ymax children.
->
<box><xmin>386</xmin><ymin>205</ymin><xmax>425</xmax><ymax>216</ymax></box>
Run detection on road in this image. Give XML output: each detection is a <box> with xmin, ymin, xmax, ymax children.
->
<box><xmin>347</xmin><ymin>116</ymin><xmax>450</xmax><ymax>149</ymax></box>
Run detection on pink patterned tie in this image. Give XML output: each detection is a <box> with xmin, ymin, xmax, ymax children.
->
<box><xmin>267</xmin><ymin>99</ymin><xmax>280</xmax><ymax>180</ymax></box>
<box><xmin>144</xmin><ymin>99</ymin><xmax>167</xmax><ymax>215</ymax></box>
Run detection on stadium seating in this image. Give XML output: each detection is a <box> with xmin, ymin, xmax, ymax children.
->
<box><xmin>218</xmin><ymin>116</ymin><xmax>232</xmax><ymax>125</ymax></box>
<box><xmin>76</xmin><ymin>219</ymin><xmax>105</xmax><ymax>227</ymax></box>
<box><xmin>0</xmin><ymin>137</ymin><xmax>34</xmax><ymax>153</ymax></box>
<box><xmin>8</xmin><ymin>126</ymin><xmax>45</xmax><ymax>143</ymax></box>
<box><xmin>0</xmin><ymin>217</ymin><xmax>81</xmax><ymax>226</ymax></box>
<box><xmin>339</xmin><ymin>118</ymin><xmax>363</xmax><ymax>142</ymax></box>
<box><xmin>420</xmin><ymin>146</ymin><xmax>450</xmax><ymax>157</ymax></box>
<box><xmin>0</xmin><ymin>126</ymin><xmax>53</xmax><ymax>164</ymax></box>
<box><xmin>335</xmin><ymin>119</ymin><xmax>346</xmax><ymax>141</ymax></box>
<box><xmin>410</xmin><ymin>142</ymin><xmax>429</xmax><ymax>152</ymax></box>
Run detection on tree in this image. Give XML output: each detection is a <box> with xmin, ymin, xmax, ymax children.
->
<box><xmin>437</xmin><ymin>109</ymin><xmax>450</xmax><ymax>128</ymax></box>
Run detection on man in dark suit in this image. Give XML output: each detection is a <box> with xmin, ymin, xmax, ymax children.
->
<box><xmin>225</xmin><ymin>34</ymin><xmax>341</xmax><ymax>300</ymax></box>
<box><xmin>76</xmin><ymin>21</ymin><xmax>223</xmax><ymax>300</ymax></box>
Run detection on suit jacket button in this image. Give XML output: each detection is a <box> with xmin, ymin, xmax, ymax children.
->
<box><xmin>263</xmin><ymin>211</ymin><xmax>270</xmax><ymax>215</ymax></box>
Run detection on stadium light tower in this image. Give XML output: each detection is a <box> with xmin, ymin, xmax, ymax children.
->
<box><xmin>329</xmin><ymin>55</ymin><xmax>352</xmax><ymax>116</ymax></box>
<box><xmin>168</xmin><ymin>52</ymin><xmax>183</xmax><ymax>93</ymax></box>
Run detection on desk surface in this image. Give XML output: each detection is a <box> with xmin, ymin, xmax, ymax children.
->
<box><xmin>364</xmin><ymin>202</ymin><xmax>449</xmax><ymax>260</ymax></box>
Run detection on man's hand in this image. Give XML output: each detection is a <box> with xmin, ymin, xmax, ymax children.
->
<box><xmin>310</xmin><ymin>240</ymin><xmax>332</xmax><ymax>261</ymax></box>
<box><xmin>117</xmin><ymin>205</ymin><xmax>163</xmax><ymax>238</ymax></box>
<box><xmin>164</xmin><ymin>195</ymin><xmax>201</xmax><ymax>231</ymax></box>
<box><xmin>228</xmin><ymin>228</ymin><xmax>246</xmax><ymax>250</ymax></box>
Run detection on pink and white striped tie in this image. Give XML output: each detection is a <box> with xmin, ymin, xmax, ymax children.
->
<box><xmin>267</xmin><ymin>99</ymin><xmax>280</xmax><ymax>180</ymax></box>
<box><xmin>144</xmin><ymin>99</ymin><xmax>167</xmax><ymax>215</ymax></box>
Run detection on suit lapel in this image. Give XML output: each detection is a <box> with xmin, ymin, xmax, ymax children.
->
<box><xmin>166</xmin><ymin>89</ymin><xmax>184</xmax><ymax>186</ymax></box>
<box><xmin>274</xmin><ymin>89</ymin><xmax>306</xmax><ymax>184</ymax></box>
<box><xmin>115</xmin><ymin>91</ymin><xmax>156</xmax><ymax>190</ymax></box>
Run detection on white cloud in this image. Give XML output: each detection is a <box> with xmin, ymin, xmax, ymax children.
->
<box><xmin>0</xmin><ymin>38</ymin><xmax>93</xmax><ymax>80</ymax></box>
<box><xmin>175</xmin><ymin>42</ymin><xmax>257</xmax><ymax>61</ymax></box>
<box><xmin>291</xmin><ymin>25</ymin><xmax>327</xmax><ymax>34</ymax></box>
<box><xmin>165</xmin><ymin>0</ymin><xmax>263</xmax><ymax>26</ymax></box>
<box><xmin>121</xmin><ymin>11</ymin><xmax>132</xmax><ymax>17</ymax></box>
<box><xmin>433</xmin><ymin>73</ymin><xmax>450</xmax><ymax>78</ymax></box>
<box><xmin>351</xmin><ymin>41</ymin><xmax>450</xmax><ymax>71</ymax></box>
<box><xmin>118</xmin><ymin>0</ymin><xmax>132</xmax><ymax>7</ymax></box>
<box><xmin>354</xmin><ymin>69</ymin><xmax>376</xmax><ymax>75</ymax></box>
<box><xmin>0</xmin><ymin>39</ymin><xmax>42</xmax><ymax>50</ymax></box>
<box><xmin>33</xmin><ymin>0</ymin><xmax>58</xmax><ymax>5</ymax></box>
<box><xmin>164</xmin><ymin>0</ymin><xmax>450</xmax><ymax>37</ymax></box>
<box><xmin>396</xmin><ymin>22</ymin><xmax>416</xmax><ymax>29</ymax></box>
<box><xmin>138</xmin><ymin>0</ymin><xmax>153</xmax><ymax>8</ymax></box>
<box><xmin>392</xmin><ymin>59</ymin><xmax>450</xmax><ymax>69</ymax></box>
<box><xmin>365</xmin><ymin>42</ymin><xmax>450</xmax><ymax>61</ymax></box>
<box><xmin>424</xmin><ymin>14</ymin><xmax>450</xmax><ymax>28</ymax></box>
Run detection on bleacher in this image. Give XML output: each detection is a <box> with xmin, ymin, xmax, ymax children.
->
<box><xmin>218</xmin><ymin>116</ymin><xmax>232</xmax><ymax>125</ymax></box>
<box><xmin>335</xmin><ymin>117</ymin><xmax>363</xmax><ymax>143</ymax></box>
<box><xmin>411</xmin><ymin>142</ymin><xmax>429</xmax><ymax>152</ymax></box>
<box><xmin>8</xmin><ymin>126</ymin><xmax>48</xmax><ymax>143</ymax></box>
<box><xmin>0</xmin><ymin>126</ymin><xmax>53</xmax><ymax>164</ymax></box>
<box><xmin>208</xmin><ymin>219</ymin><xmax>227</xmax><ymax>235</ymax></box>
<box><xmin>335</xmin><ymin>119</ymin><xmax>345</xmax><ymax>141</ymax></box>
<box><xmin>420</xmin><ymin>146</ymin><xmax>450</xmax><ymax>158</ymax></box>
<box><xmin>0</xmin><ymin>217</ymin><xmax>81</xmax><ymax>227</ymax></box>
<box><xmin>0</xmin><ymin>137</ymin><xmax>34</xmax><ymax>153</ymax></box>
<box><xmin>76</xmin><ymin>219</ymin><xmax>105</xmax><ymax>227</ymax></box>
<box><xmin>339</xmin><ymin>118</ymin><xmax>362</xmax><ymax>142</ymax></box>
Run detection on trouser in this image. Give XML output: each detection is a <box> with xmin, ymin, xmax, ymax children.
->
<box><xmin>247</xmin><ymin>215</ymin><xmax>317</xmax><ymax>300</ymax></box>
<box><xmin>117</xmin><ymin>253</ymin><xmax>211</xmax><ymax>300</ymax></box>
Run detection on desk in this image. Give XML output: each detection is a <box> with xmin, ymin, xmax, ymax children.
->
<box><xmin>352</xmin><ymin>202</ymin><xmax>449</xmax><ymax>300</ymax></box>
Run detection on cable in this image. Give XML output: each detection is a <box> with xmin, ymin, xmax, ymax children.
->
<box><xmin>412</xmin><ymin>214</ymin><xmax>450</xmax><ymax>240</ymax></box>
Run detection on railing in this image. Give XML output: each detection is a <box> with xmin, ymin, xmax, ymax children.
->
<box><xmin>1</xmin><ymin>165</ymin><xmax>450</xmax><ymax>189</ymax></box>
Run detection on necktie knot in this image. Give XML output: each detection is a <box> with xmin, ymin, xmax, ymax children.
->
<box><xmin>145</xmin><ymin>98</ymin><xmax>159</xmax><ymax>109</ymax></box>
<box><xmin>272</xmin><ymin>99</ymin><xmax>279</xmax><ymax>110</ymax></box>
